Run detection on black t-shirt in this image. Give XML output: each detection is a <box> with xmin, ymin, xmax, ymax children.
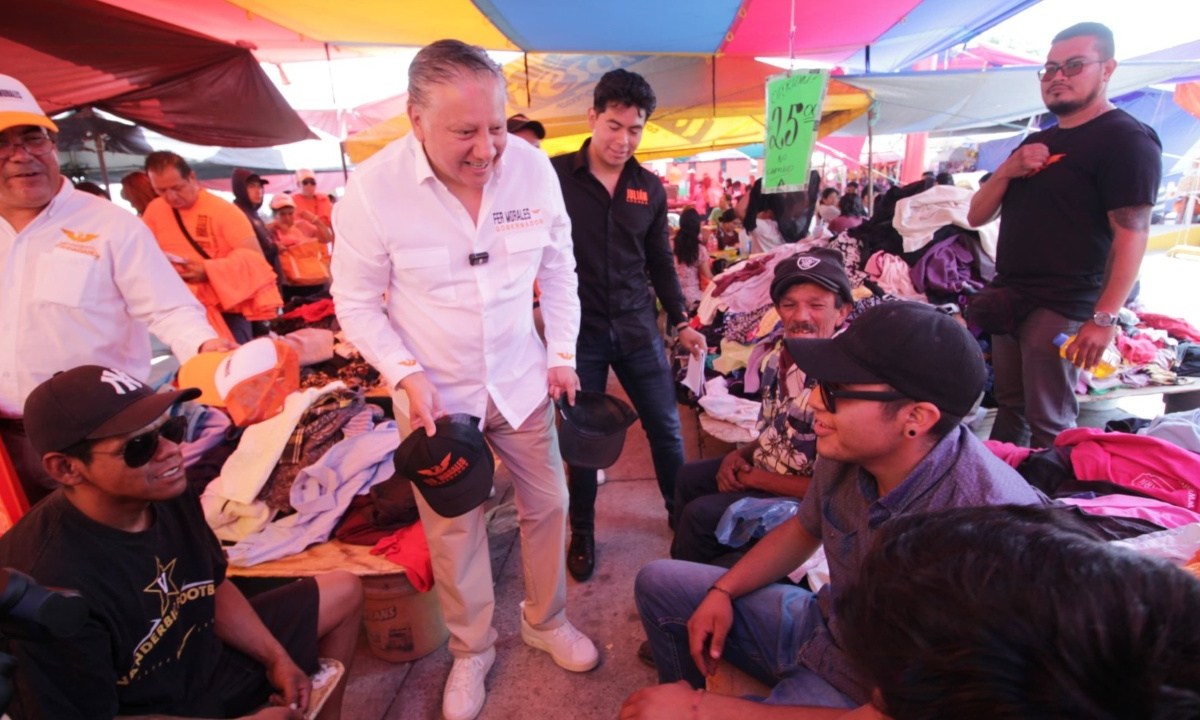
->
<box><xmin>0</xmin><ymin>490</ymin><xmax>228</xmax><ymax>719</ymax></box>
<box><xmin>994</xmin><ymin>109</ymin><xmax>1161</xmax><ymax>319</ymax></box>
<box><xmin>551</xmin><ymin>140</ymin><xmax>689</xmax><ymax>348</ymax></box>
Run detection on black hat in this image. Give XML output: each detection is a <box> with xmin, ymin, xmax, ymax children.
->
<box><xmin>23</xmin><ymin>366</ymin><xmax>200</xmax><ymax>455</ymax></box>
<box><xmin>506</xmin><ymin>114</ymin><xmax>546</xmax><ymax>139</ymax></box>
<box><xmin>783</xmin><ymin>302</ymin><xmax>985</xmax><ymax>417</ymax></box>
<box><xmin>393</xmin><ymin>414</ymin><xmax>494</xmax><ymax>518</ymax></box>
<box><xmin>557</xmin><ymin>392</ymin><xmax>638</xmax><ymax>469</ymax></box>
<box><xmin>769</xmin><ymin>248</ymin><xmax>853</xmax><ymax>305</ymax></box>
<box><xmin>246</xmin><ymin>173</ymin><xmax>269</xmax><ymax>186</ymax></box>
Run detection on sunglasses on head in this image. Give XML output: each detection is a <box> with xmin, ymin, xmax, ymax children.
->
<box><xmin>90</xmin><ymin>416</ymin><xmax>188</xmax><ymax>468</ymax></box>
<box><xmin>816</xmin><ymin>380</ymin><xmax>907</xmax><ymax>414</ymax></box>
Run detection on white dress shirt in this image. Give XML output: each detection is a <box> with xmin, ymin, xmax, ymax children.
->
<box><xmin>0</xmin><ymin>180</ymin><xmax>218</xmax><ymax>416</ymax></box>
<box><xmin>332</xmin><ymin>134</ymin><xmax>579</xmax><ymax>428</ymax></box>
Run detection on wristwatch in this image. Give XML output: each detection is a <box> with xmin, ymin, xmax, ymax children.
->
<box><xmin>1091</xmin><ymin>311</ymin><xmax>1118</xmax><ymax>328</ymax></box>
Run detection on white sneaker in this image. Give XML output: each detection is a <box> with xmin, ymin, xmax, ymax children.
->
<box><xmin>442</xmin><ymin>646</ymin><xmax>495</xmax><ymax>720</ymax></box>
<box><xmin>519</xmin><ymin>605</ymin><xmax>599</xmax><ymax>672</ymax></box>
<box><xmin>596</xmin><ymin>469</ymin><xmax>607</xmax><ymax>486</ymax></box>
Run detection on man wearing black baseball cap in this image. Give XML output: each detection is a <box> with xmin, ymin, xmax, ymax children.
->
<box><xmin>629</xmin><ymin>302</ymin><xmax>1047</xmax><ymax>718</ymax></box>
<box><xmin>507</xmin><ymin>113</ymin><xmax>546</xmax><ymax>148</ymax></box>
<box><xmin>669</xmin><ymin>248</ymin><xmax>851</xmax><ymax>567</ymax></box>
<box><xmin>0</xmin><ymin>366</ymin><xmax>362</xmax><ymax>719</ymax></box>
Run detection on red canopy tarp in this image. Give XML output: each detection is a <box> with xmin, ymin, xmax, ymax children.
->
<box><xmin>5</xmin><ymin>0</ymin><xmax>314</xmax><ymax>147</ymax></box>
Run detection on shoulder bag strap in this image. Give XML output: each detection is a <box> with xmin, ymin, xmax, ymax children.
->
<box><xmin>172</xmin><ymin>208</ymin><xmax>211</xmax><ymax>260</ymax></box>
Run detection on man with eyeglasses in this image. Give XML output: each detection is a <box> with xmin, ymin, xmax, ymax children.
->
<box><xmin>624</xmin><ymin>302</ymin><xmax>1047</xmax><ymax>719</ymax></box>
<box><xmin>968</xmin><ymin>22</ymin><xmax>1162</xmax><ymax>449</ymax></box>
<box><xmin>0</xmin><ymin>74</ymin><xmax>226</xmax><ymax>506</ymax></box>
<box><xmin>0</xmin><ymin>365</ymin><xmax>363</xmax><ymax>719</ymax></box>
<box><xmin>143</xmin><ymin>150</ymin><xmax>281</xmax><ymax>345</ymax></box>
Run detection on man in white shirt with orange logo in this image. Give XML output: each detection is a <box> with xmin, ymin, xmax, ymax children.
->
<box><xmin>332</xmin><ymin>40</ymin><xmax>597</xmax><ymax>720</ymax></box>
<box><xmin>0</xmin><ymin>73</ymin><xmax>225</xmax><ymax>505</ymax></box>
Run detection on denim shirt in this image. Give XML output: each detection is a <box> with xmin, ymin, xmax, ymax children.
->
<box><xmin>794</xmin><ymin>425</ymin><xmax>1048</xmax><ymax>702</ymax></box>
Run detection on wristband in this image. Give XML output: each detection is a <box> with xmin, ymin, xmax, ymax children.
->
<box><xmin>676</xmin><ymin>321</ymin><xmax>691</xmax><ymax>331</ymax></box>
<box><xmin>707</xmin><ymin>584</ymin><xmax>733</xmax><ymax>600</ymax></box>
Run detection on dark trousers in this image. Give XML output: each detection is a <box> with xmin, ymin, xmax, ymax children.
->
<box><xmin>568</xmin><ymin>328</ymin><xmax>684</xmax><ymax>534</ymax></box>
<box><xmin>670</xmin><ymin>457</ymin><xmax>770</xmax><ymax>565</ymax></box>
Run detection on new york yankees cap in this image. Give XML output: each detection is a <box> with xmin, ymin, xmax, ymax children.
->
<box><xmin>23</xmin><ymin>365</ymin><xmax>200</xmax><ymax>455</ymax></box>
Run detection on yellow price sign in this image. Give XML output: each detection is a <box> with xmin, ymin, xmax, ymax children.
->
<box><xmin>763</xmin><ymin>70</ymin><xmax>828</xmax><ymax>194</ymax></box>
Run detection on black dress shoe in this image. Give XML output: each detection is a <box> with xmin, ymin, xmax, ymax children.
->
<box><xmin>637</xmin><ymin>640</ymin><xmax>657</xmax><ymax>669</ymax></box>
<box><xmin>567</xmin><ymin>533</ymin><xmax>595</xmax><ymax>581</ymax></box>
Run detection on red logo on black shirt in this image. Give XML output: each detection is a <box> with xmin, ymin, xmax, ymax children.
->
<box><xmin>625</xmin><ymin>188</ymin><xmax>649</xmax><ymax>205</ymax></box>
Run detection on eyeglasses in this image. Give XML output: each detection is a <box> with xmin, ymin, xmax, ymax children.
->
<box><xmin>300</xmin><ymin>179</ymin><xmax>316</xmax><ymax>185</ymax></box>
<box><xmin>1037</xmin><ymin>60</ymin><xmax>1104</xmax><ymax>82</ymax></box>
<box><xmin>0</xmin><ymin>132</ymin><xmax>55</xmax><ymax>161</ymax></box>
<box><xmin>816</xmin><ymin>381</ymin><xmax>907</xmax><ymax>414</ymax></box>
<box><xmin>90</xmin><ymin>416</ymin><xmax>187</xmax><ymax>468</ymax></box>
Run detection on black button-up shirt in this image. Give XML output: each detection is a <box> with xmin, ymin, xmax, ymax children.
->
<box><xmin>551</xmin><ymin>140</ymin><xmax>689</xmax><ymax>348</ymax></box>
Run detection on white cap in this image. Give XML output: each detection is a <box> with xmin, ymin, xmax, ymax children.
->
<box><xmin>295</xmin><ymin>168</ymin><xmax>316</xmax><ymax>183</ymax></box>
<box><xmin>0</xmin><ymin>74</ymin><xmax>58</xmax><ymax>134</ymax></box>
<box><xmin>269</xmin><ymin>193</ymin><xmax>295</xmax><ymax>210</ymax></box>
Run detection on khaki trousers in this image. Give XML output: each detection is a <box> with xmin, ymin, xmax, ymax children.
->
<box><xmin>402</xmin><ymin>396</ymin><xmax>569</xmax><ymax>657</ymax></box>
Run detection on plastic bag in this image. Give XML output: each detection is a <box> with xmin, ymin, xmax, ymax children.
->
<box><xmin>715</xmin><ymin>496</ymin><xmax>800</xmax><ymax>548</ymax></box>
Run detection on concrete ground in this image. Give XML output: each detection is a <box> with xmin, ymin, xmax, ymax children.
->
<box><xmin>339</xmin><ymin>375</ymin><xmax>734</xmax><ymax>720</ymax></box>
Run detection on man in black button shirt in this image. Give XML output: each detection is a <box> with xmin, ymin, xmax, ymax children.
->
<box><xmin>551</xmin><ymin>69</ymin><xmax>706</xmax><ymax>581</ymax></box>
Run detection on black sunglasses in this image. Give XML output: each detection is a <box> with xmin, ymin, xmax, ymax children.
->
<box><xmin>300</xmin><ymin>179</ymin><xmax>316</xmax><ymax>185</ymax></box>
<box><xmin>90</xmin><ymin>416</ymin><xmax>188</xmax><ymax>468</ymax></box>
<box><xmin>816</xmin><ymin>381</ymin><xmax>907</xmax><ymax>414</ymax></box>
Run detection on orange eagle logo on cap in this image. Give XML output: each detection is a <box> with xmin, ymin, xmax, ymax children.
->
<box><xmin>418</xmin><ymin>453</ymin><xmax>452</xmax><ymax>477</ymax></box>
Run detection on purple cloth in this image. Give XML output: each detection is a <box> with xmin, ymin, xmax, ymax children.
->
<box><xmin>909</xmin><ymin>233</ymin><xmax>983</xmax><ymax>296</ymax></box>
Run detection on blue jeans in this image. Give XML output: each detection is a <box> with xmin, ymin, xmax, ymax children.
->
<box><xmin>634</xmin><ymin>559</ymin><xmax>857</xmax><ymax>708</ymax></box>
<box><xmin>990</xmin><ymin>307</ymin><xmax>1082</xmax><ymax>448</ymax></box>
<box><xmin>568</xmin><ymin>328</ymin><xmax>684</xmax><ymax>533</ymax></box>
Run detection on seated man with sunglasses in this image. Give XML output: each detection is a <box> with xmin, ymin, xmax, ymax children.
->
<box><xmin>624</xmin><ymin>302</ymin><xmax>1048</xmax><ymax>719</ymax></box>
<box><xmin>0</xmin><ymin>366</ymin><xmax>362</xmax><ymax>720</ymax></box>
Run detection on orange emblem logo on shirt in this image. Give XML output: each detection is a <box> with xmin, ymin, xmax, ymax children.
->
<box><xmin>399</xmin><ymin>359</ymin><xmax>417</xmax><ymax>366</ymax></box>
<box><xmin>625</xmin><ymin>188</ymin><xmax>649</xmax><ymax>205</ymax></box>
<box><xmin>60</xmin><ymin>229</ymin><xmax>98</xmax><ymax>243</ymax></box>
<box><xmin>557</xmin><ymin>352</ymin><xmax>575</xmax><ymax>360</ymax></box>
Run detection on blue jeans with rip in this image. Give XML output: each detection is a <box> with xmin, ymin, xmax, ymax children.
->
<box><xmin>634</xmin><ymin>559</ymin><xmax>857</xmax><ymax>708</ymax></box>
<box><xmin>568</xmin><ymin>328</ymin><xmax>684</xmax><ymax>533</ymax></box>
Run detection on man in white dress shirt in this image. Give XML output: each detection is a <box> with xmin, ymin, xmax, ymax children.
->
<box><xmin>331</xmin><ymin>40</ymin><xmax>598</xmax><ymax>720</ymax></box>
<box><xmin>0</xmin><ymin>73</ymin><xmax>225</xmax><ymax>505</ymax></box>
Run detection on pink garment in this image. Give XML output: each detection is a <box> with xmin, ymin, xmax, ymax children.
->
<box><xmin>1060</xmin><ymin>494</ymin><xmax>1200</xmax><ymax>530</ymax></box>
<box><xmin>1117</xmin><ymin>334</ymin><xmax>1160</xmax><ymax>365</ymax></box>
<box><xmin>370</xmin><ymin>521</ymin><xmax>434</xmax><ymax>592</ymax></box>
<box><xmin>864</xmin><ymin>250</ymin><xmax>923</xmax><ymax>300</ymax></box>
<box><xmin>984</xmin><ymin>439</ymin><xmax>1035</xmax><ymax>468</ymax></box>
<box><xmin>1055</xmin><ymin>427</ymin><xmax>1200</xmax><ymax>511</ymax></box>
<box><xmin>1138</xmin><ymin>312</ymin><xmax>1200</xmax><ymax>343</ymax></box>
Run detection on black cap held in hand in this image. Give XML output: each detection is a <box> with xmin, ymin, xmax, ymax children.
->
<box><xmin>393</xmin><ymin>414</ymin><xmax>494</xmax><ymax>518</ymax></box>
